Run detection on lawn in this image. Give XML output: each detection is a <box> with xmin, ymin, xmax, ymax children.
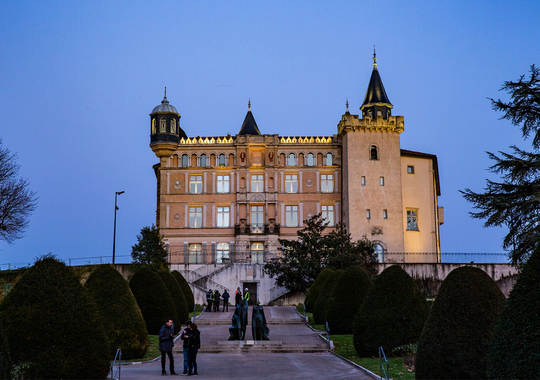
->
<box><xmin>294</xmin><ymin>305</ymin><xmax>325</xmax><ymax>331</ymax></box>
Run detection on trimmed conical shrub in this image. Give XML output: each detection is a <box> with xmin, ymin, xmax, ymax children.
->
<box><xmin>353</xmin><ymin>265</ymin><xmax>428</xmax><ymax>357</ymax></box>
<box><xmin>313</xmin><ymin>270</ymin><xmax>344</xmax><ymax>325</ymax></box>
<box><xmin>130</xmin><ymin>267</ymin><xmax>178</xmax><ymax>335</ymax></box>
<box><xmin>305</xmin><ymin>268</ymin><xmax>334</xmax><ymax>313</ymax></box>
<box><xmin>157</xmin><ymin>270</ymin><xmax>188</xmax><ymax>332</ymax></box>
<box><xmin>172</xmin><ymin>270</ymin><xmax>195</xmax><ymax>312</ymax></box>
<box><xmin>327</xmin><ymin>266</ymin><xmax>371</xmax><ymax>334</ymax></box>
<box><xmin>85</xmin><ymin>265</ymin><xmax>148</xmax><ymax>359</ymax></box>
<box><xmin>488</xmin><ymin>250</ymin><xmax>540</xmax><ymax>379</ymax></box>
<box><xmin>416</xmin><ymin>266</ymin><xmax>505</xmax><ymax>380</ymax></box>
<box><xmin>0</xmin><ymin>256</ymin><xmax>110</xmax><ymax>379</ymax></box>
<box><xmin>0</xmin><ymin>319</ymin><xmax>10</xmax><ymax>380</ymax></box>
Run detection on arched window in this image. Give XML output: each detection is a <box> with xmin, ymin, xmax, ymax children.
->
<box><xmin>370</xmin><ymin>145</ymin><xmax>378</xmax><ymax>160</ymax></box>
<box><xmin>218</xmin><ymin>154</ymin><xmax>226</xmax><ymax>166</ymax></box>
<box><xmin>306</xmin><ymin>153</ymin><xmax>314</xmax><ymax>166</ymax></box>
<box><xmin>374</xmin><ymin>243</ymin><xmax>385</xmax><ymax>263</ymax></box>
<box><xmin>200</xmin><ymin>154</ymin><xmax>207</xmax><ymax>167</ymax></box>
<box><xmin>326</xmin><ymin>153</ymin><xmax>333</xmax><ymax>166</ymax></box>
<box><xmin>287</xmin><ymin>153</ymin><xmax>296</xmax><ymax>166</ymax></box>
<box><xmin>151</xmin><ymin>118</ymin><xmax>156</xmax><ymax>134</ymax></box>
<box><xmin>160</xmin><ymin>118</ymin><xmax>166</xmax><ymax>133</ymax></box>
<box><xmin>181</xmin><ymin>154</ymin><xmax>189</xmax><ymax>167</ymax></box>
<box><xmin>170</xmin><ymin>119</ymin><xmax>176</xmax><ymax>134</ymax></box>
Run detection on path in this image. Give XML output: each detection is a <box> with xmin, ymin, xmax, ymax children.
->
<box><xmin>118</xmin><ymin>306</ymin><xmax>372</xmax><ymax>379</ymax></box>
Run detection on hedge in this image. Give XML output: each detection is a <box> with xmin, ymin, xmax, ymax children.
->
<box><xmin>0</xmin><ymin>256</ymin><xmax>110</xmax><ymax>379</ymax></box>
<box><xmin>130</xmin><ymin>267</ymin><xmax>178</xmax><ymax>335</ymax></box>
<box><xmin>172</xmin><ymin>270</ymin><xmax>195</xmax><ymax>312</ymax></box>
<box><xmin>488</xmin><ymin>249</ymin><xmax>540</xmax><ymax>379</ymax></box>
<box><xmin>326</xmin><ymin>266</ymin><xmax>371</xmax><ymax>334</ymax></box>
<box><xmin>353</xmin><ymin>265</ymin><xmax>428</xmax><ymax>357</ymax></box>
<box><xmin>85</xmin><ymin>265</ymin><xmax>148</xmax><ymax>359</ymax></box>
<box><xmin>304</xmin><ymin>268</ymin><xmax>334</xmax><ymax>313</ymax></box>
<box><xmin>313</xmin><ymin>270</ymin><xmax>343</xmax><ymax>325</ymax></box>
<box><xmin>157</xmin><ymin>270</ymin><xmax>188</xmax><ymax>332</ymax></box>
<box><xmin>416</xmin><ymin>266</ymin><xmax>505</xmax><ymax>379</ymax></box>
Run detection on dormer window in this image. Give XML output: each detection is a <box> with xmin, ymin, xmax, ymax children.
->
<box><xmin>151</xmin><ymin>118</ymin><xmax>156</xmax><ymax>134</ymax></box>
<box><xmin>370</xmin><ymin>145</ymin><xmax>379</xmax><ymax>160</ymax></box>
<box><xmin>170</xmin><ymin>119</ymin><xmax>176</xmax><ymax>134</ymax></box>
<box><xmin>160</xmin><ymin>118</ymin><xmax>166</xmax><ymax>133</ymax></box>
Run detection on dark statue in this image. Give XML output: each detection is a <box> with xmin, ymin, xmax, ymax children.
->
<box><xmin>228</xmin><ymin>304</ymin><xmax>248</xmax><ymax>340</ymax></box>
<box><xmin>252</xmin><ymin>305</ymin><xmax>270</xmax><ymax>340</ymax></box>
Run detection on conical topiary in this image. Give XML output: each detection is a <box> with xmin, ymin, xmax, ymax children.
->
<box><xmin>0</xmin><ymin>318</ymin><xmax>11</xmax><ymax>380</ymax></box>
<box><xmin>85</xmin><ymin>265</ymin><xmax>148</xmax><ymax>359</ymax></box>
<box><xmin>488</xmin><ymin>249</ymin><xmax>540</xmax><ymax>379</ymax></box>
<box><xmin>327</xmin><ymin>266</ymin><xmax>371</xmax><ymax>334</ymax></box>
<box><xmin>130</xmin><ymin>267</ymin><xmax>178</xmax><ymax>335</ymax></box>
<box><xmin>172</xmin><ymin>270</ymin><xmax>195</xmax><ymax>312</ymax></box>
<box><xmin>305</xmin><ymin>268</ymin><xmax>334</xmax><ymax>313</ymax></box>
<box><xmin>157</xmin><ymin>270</ymin><xmax>188</xmax><ymax>332</ymax></box>
<box><xmin>353</xmin><ymin>265</ymin><xmax>428</xmax><ymax>357</ymax></box>
<box><xmin>416</xmin><ymin>266</ymin><xmax>505</xmax><ymax>379</ymax></box>
<box><xmin>0</xmin><ymin>255</ymin><xmax>110</xmax><ymax>379</ymax></box>
<box><xmin>313</xmin><ymin>270</ymin><xmax>344</xmax><ymax>325</ymax></box>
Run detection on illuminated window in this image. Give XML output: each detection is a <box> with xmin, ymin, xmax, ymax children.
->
<box><xmin>306</xmin><ymin>153</ymin><xmax>315</xmax><ymax>166</ymax></box>
<box><xmin>189</xmin><ymin>243</ymin><xmax>202</xmax><ymax>264</ymax></box>
<box><xmin>151</xmin><ymin>118</ymin><xmax>156</xmax><ymax>134</ymax></box>
<box><xmin>189</xmin><ymin>207</ymin><xmax>203</xmax><ymax>228</ymax></box>
<box><xmin>285</xmin><ymin>174</ymin><xmax>298</xmax><ymax>193</ymax></box>
<box><xmin>321</xmin><ymin>205</ymin><xmax>334</xmax><ymax>226</ymax></box>
<box><xmin>287</xmin><ymin>153</ymin><xmax>296</xmax><ymax>166</ymax></box>
<box><xmin>217</xmin><ymin>175</ymin><xmax>230</xmax><ymax>193</ymax></box>
<box><xmin>251</xmin><ymin>175</ymin><xmax>264</xmax><ymax>192</ymax></box>
<box><xmin>370</xmin><ymin>145</ymin><xmax>378</xmax><ymax>160</ymax></box>
<box><xmin>285</xmin><ymin>205</ymin><xmax>299</xmax><ymax>227</ymax></box>
<box><xmin>217</xmin><ymin>243</ymin><xmax>229</xmax><ymax>263</ymax></box>
<box><xmin>189</xmin><ymin>175</ymin><xmax>203</xmax><ymax>194</ymax></box>
<box><xmin>326</xmin><ymin>153</ymin><xmax>333</xmax><ymax>166</ymax></box>
<box><xmin>407</xmin><ymin>209</ymin><xmax>419</xmax><ymax>231</ymax></box>
<box><xmin>200</xmin><ymin>154</ymin><xmax>207</xmax><ymax>167</ymax></box>
<box><xmin>251</xmin><ymin>242</ymin><xmax>264</xmax><ymax>263</ymax></box>
<box><xmin>321</xmin><ymin>174</ymin><xmax>334</xmax><ymax>193</ymax></box>
<box><xmin>160</xmin><ymin>118</ymin><xmax>166</xmax><ymax>132</ymax></box>
<box><xmin>170</xmin><ymin>119</ymin><xmax>176</xmax><ymax>134</ymax></box>
<box><xmin>216</xmin><ymin>206</ymin><xmax>230</xmax><ymax>227</ymax></box>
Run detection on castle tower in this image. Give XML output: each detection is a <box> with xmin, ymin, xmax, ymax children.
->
<box><xmin>150</xmin><ymin>88</ymin><xmax>186</xmax><ymax>160</ymax></box>
<box><xmin>338</xmin><ymin>53</ymin><xmax>405</xmax><ymax>254</ymax></box>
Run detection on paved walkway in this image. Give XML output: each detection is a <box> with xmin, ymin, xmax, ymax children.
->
<box><xmin>119</xmin><ymin>306</ymin><xmax>372</xmax><ymax>379</ymax></box>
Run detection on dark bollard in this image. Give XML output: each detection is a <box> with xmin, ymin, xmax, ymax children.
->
<box><xmin>252</xmin><ymin>304</ymin><xmax>270</xmax><ymax>341</ymax></box>
<box><xmin>228</xmin><ymin>304</ymin><xmax>249</xmax><ymax>340</ymax></box>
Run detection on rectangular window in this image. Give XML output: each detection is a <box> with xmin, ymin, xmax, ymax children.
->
<box><xmin>321</xmin><ymin>174</ymin><xmax>334</xmax><ymax>193</ymax></box>
<box><xmin>251</xmin><ymin>242</ymin><xmax>264</xmax><ymax>263</ymax></box>
<box><xmin>216</xmin><ymin>206</ymin><xmax>230</xmax><ymax>228</ymax></box>
<box><xmin>251</xmin><ymin>174</ymin><xmax>264</xmax><ymax>192</ymax></box>
<box><xmin>285</xmin><ymin>174</ymin><xmax>298</xmax><ymax>193</ymax></box>
<box><xmin>216</xmin><ymin>242</ymin><xmax>229</xmax><ymax>263</ymax></box>
<box><xmin>189</xmin><ymin>175</ymin><xmax>203</xmax><ymax>194</ymax></box>
<box><xmin>361</xmin><ymin>176</ymin><xmax>366</xmax><ymax>186</ymax></box>
<box><xmin>407</xmin><ymin>165</ymin><xmax>415</xmax><ymax>174</ymax></box>
<box><xmin>366</xmin><ymin>209</ymin><xmax>371</xmax><ymax>219</ymax></box>
<box><xmin>250</xmin><ymin>205</ymin><xmax>264</xmax><ymax>233</ymax></box>
<box><xmin>407</xmin><ymin>209</ymin><xmax>419</xmax><ymax>231</ymax></box>
<box><xmin>216</xmin><ymin>175</ymin><xmax>230</xmax><ymax>193</ymax></box>
<box><xmin>321</xmin><ymin>205</ymin><xmax>335</xmax><ymax>226</ymax></box>
<box><xmin>380</xmin><ymin>176</ymin><xmax>385</xmax><ymax>186</ymax></box>
<box><xmin>285</xmin><ymin>205</ymin><xmax>299</xmax><ymax>227</ymax></box>
<box><xmin>188</xmin><ymin>243</ymin><xmax>202</xmax><ymax>264</ymax></box>
<box><xmin>383</xmin><ymin>209</ymin><xmax>388</xmax><ymax>219</ymax></box>
<box><xmin>189</xmin><ymin>206</ymin><xmax>203</xmax><ymax>228</ymax></box>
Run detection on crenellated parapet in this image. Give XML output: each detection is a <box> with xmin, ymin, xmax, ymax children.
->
<box><xmin>179</xmin><ymin>136</ymin><xmax>235</xmax><ymax>145</ymax></box>
<box><xmin>280</xmin><ymin>136</ymin><xmax>335</xmax><ymax>144</ymax></box>
<box><xmin>337</xmin><ymin>113</ymin><xmax>404</xmax><ymax>135</ymax></box>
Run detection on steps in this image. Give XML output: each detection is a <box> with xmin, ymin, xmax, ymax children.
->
<box><xmin>174</xmin><ymin>342</ymin><xmax>329</xmax><ymax>354</ymax></box>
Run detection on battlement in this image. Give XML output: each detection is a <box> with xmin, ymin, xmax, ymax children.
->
<box><xmin>338</xmin><ymin>113</ymin><xmax>404</xmax><ymax>135</ymax></box>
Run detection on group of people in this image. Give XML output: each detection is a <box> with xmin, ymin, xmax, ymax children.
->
<box><xmin>159</xmin><ymin>318</ymin><xmax>201</xmax><ymax>376</ymax></box>
<box><xmin>235</xmin><ymin>287</ymin><xmax>250</xmax><ymax>306</ymax></box>
<box><xmin>205</xmin><ymin>289</ymin><xmax>230</xmax><ymax>312</ymax></box>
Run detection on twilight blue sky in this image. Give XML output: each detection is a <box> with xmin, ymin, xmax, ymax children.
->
<box><xmin>1</xmin><ymin>1</ymin><xmax>539</xmax><ymax>267</ymax></box>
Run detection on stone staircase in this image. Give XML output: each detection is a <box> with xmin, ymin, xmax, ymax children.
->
<box><xmin>190</xmin><ymin>341</ymin><xmax>328</xmax><ymax>354</ymax></box>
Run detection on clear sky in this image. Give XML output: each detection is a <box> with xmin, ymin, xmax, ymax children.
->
<box><xmin>1</xmin><ymin>1</ymin><xmax>539</xmax><ymax>267</ymax></box>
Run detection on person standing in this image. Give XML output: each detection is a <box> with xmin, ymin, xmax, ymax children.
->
<box><xmin>235</xmin><ymin>287</ymin><xmax>242</xmax><ymax>307</ymax></box>
<box><xmin>206</xmin><ymin>289</ymin><xmax>212</xmax><ymax>312</ymax></box>
<box><xmin>243</xmin><ymin>287</ymin><xmax>250</xmax><ymax>306</ymax></box>
<box><xmin>180</xmin><ymin>320</ymin><xmax>193</xmax><ymax>375</ymax></box>
<box><xmin>222</xmin><ymin>289</ymin><xmax>230</xmax><ymax>312</ymax></box>
<box><xmin>187</xmin><ymin>323</ymin><xmax>201</xmax><ymax>376</ymax></box>
<box><xmin>159</xmin><ymin>318</ymin><xmax>177</xmax><ymax>376</ymax></box>
<box><xmin>213</xmin><ymin>289</ymin><xmax>221</xmax><ymax>312</ymax></box>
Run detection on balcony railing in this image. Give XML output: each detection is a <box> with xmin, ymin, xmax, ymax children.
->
<box><xmin>235</xmin><ymin>223</ymin><xmax>280</xmax><ymax>235</ymax></box>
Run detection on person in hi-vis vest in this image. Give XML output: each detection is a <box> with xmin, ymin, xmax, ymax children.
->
<box><xmin>243</xmin><ymin>288</ymin><xmax>250</xmax><ymax>306</ymax></box>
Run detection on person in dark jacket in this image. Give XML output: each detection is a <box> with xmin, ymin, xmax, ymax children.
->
<box><xmin>222</xmin><ymin>289</ymin><xmax>230</xmax><ymax>312</ymax></box>
<box><xmin>206</xmin><ymin>289</ymin><xmax>212</xmax><ymax>312</ymax></box>
<box><xmin>159</xmin><ymin>318</ymin><xmax>176</xmax><ymax>375</ymax></box>
<box><xmin>235</xmin><ymin>288</ymin><xmax>242</xmax><ymax>306</ymax></box>
<box><xmin>187</xmin><ymin>323</ymin><xmax>201</xmax><ymax>376</ymax></box>
<box><xmin>213</xmin><ymin>290</ymin><xmax>221</xmax><ymax>312</ymax></box>
<box><xmin>179</xmin><ymin>320</ymin><xmax>193</xmax><ymax>375</ymax></box>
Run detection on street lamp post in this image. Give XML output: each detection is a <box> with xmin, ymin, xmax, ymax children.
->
<box><xmin>112</xmin><ymin>191</ymin><xmax>125</xmax><ymax>264</ymax></box>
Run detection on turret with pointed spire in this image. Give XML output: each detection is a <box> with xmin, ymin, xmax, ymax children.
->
<box><xmin>360</xmin><ymin>49</ymin><xmax>393</xmax><ymax>120</ymax></box>
<box><xmin>150</xmin><ymin>87</ymin><xmax>185</xmax><ymax>158</ymax></box>
<box><xmin>238</xmin><ymin>99</ymin><xmax>261</xmax><ymax>135</ymax></box>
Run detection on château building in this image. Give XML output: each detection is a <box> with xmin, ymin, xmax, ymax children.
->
<box><xmin>149</xmin><ymin>55</ymin><xmax>444</xmax><ymax>303</ymax></box>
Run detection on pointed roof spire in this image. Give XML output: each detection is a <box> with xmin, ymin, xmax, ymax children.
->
<box><xmin>162</xmin><ymin>87</ymin><xmax>169</xmax><ymax>104</ymax></box>
<box><xmin>346</xmin><ymin>99</ymin><xmax>350</xmax><ymax>113</ymax></box>
<box><xmin>361</xmin><ymin>50</ymin><xmax>392</xmax><ymax>110</ymax></box>
<box><xmin>238</xmin><ymin>100</ymin><xmax>261</xmax><ymax>135</ymax></box>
